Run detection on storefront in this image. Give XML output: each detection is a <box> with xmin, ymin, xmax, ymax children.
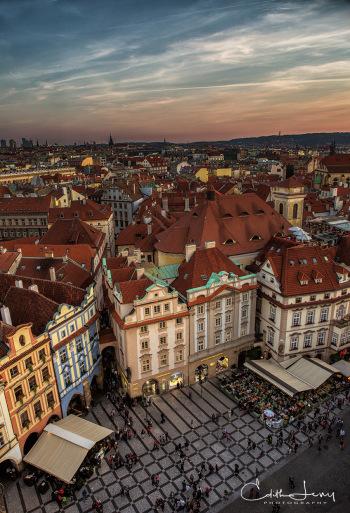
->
<box><xmin>169</xmin><ymin>372</ymin><xmax>184</xmax><ymax>389</ymax></box>
<box><xmin>142</xmin><ymin>379</ymin><xmax>160</xmax><ymax>396</ymax></box>
<box><xmin>195</xmin><ymin>364</ymin><xmax>208</xmax><ymax>382</ymax></box>
<box><xmin>216</xmin><ymin>355</ymin><xmax>229</xmax><ymax>373</ymax></box>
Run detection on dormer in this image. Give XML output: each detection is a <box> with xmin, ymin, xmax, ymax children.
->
<box><xmin>311</xmin><ymin>269</ymin><xmax>323</xmax><ymax>284</ymax></box>
<box><xmin>298</xmin><ymin>271</ymin><xmax>309</xmax><ymax>285</ymax></box>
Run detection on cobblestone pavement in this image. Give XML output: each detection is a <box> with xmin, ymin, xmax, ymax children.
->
<box><xmin>4</xmin><ymin>377</ymin><xmax>345</xmax><ymax>513</ymax></box>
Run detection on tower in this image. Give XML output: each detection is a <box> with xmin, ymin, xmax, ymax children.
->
<box><xmin>108</xmin><ymin>133</ymin><xmax>114</xmax><ymax>146</ymax></box>
<box><xmin>270</xmin><ymin>176</ymin><xmax>306</xmax><ymax>228</ymax></box>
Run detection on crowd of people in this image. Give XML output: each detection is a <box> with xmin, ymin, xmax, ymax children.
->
<box><xmin>219</xmin><ymin>367</ymin><xmax>347</xmax><ymax>425</ymax></box>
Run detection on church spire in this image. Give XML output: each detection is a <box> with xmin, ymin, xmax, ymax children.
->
<box><xmin>108</xmin><ymin>133</ymin><xmax>114</xmax><ymax>146</ymax></box>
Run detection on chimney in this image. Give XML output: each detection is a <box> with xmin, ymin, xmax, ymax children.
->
<box><xmin>49</xmin><ymin>267</ymin><xmax>56</xmax><ymax>281</ymax></box>
<box><xmin>162</xmin><ymin>196</ymin><xmax>169</xmax><ymax>212</ymax></box>
<box><xmin>147</xmin><ymin>223</ymin><xmax>152</xmax><ymax>235</ymax></box>
<box><xmin>28</xmin><ymin>284</ymin><xmax>39</xmax><ymax>293</ymax></box>
<box><xmin>15</xmin><ymin>279</ymin><xmax>23</xmax><ymax>288</ymax></box>
<box><xmin>184</xmin><ymin>197</ymin><xmax>190</xmax><ymax>211</ymax></box>
<box><xmin>185</xmin><ymin>243</ymin><xmax>196</xmax><ymax>262</ymax></box>
<box><xmin>161</xmin><ymin>209</ymin><xmax>167</xmax><ymax>218</ymax></box>
<box><xmin>136</xmin><ymin>267</ymin><xmax>144</xmax><ymax>280</ymax></box>
<box><xmin>1</xmin><ymin>306</ymin><xmax>12</xmax><ymax>325</ymax></box>
<box><xmin>205</xmin><ymin>241</ymin><xmax>216</xmax><ymax>249</ymax></box>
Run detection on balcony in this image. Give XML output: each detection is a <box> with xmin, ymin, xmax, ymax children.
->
<box><xmin>331</xmin><ymin>316</ymin><xmax>350</xmax><ymax>329</ymax></box>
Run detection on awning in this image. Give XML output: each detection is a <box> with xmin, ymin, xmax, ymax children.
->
<box><xmin>332</xmin><ymin>359</ymin><xmax>350</xmax><ymax>377</ymax></box>
<box><xmin>245</xmin><ymin>356</ymin><xmax>335</xmax><ymax>397</ymax></box>
<box><xmin>23</xmin><ymin>415</ymin><xmax>113</xmax><ymax>483</ymax></box>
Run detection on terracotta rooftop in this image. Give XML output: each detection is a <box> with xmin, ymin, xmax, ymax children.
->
<box><xmin>48</xmin><ymin>199</ymin><xmax>111</xmax><ymax>223</ymax></box>
<box><xmin>41</xmin><ymin>218</ymin><xmax>105</xmax><ymax>249</ymax></box>
<box><xmin>172</xmin><ymin>246</ymin><xmax>246</xmax><ymax>296</ymax></box>
<box><xmin>155</xmin><ymin>192</ymin><xmax>290</xmax><ymax>257</ymax></box>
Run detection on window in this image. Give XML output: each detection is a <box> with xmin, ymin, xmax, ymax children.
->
<box><xmin>215</xmin><ymin>332</ymin><xmax>221</xmax><ymax>345</ymax></box>
<box><xmin>25</xmin><ymin>357</ymin><xmax>33</xmax><ymax>370</ymax></box>
<box><xmin>42</xmin><ymin>366</ymin><xmax>50</xmax><ymax>382</ymax></box>
<box><xmin>197</xmin><ymin>321</ymin><xmax>204</xmax><ymax>332</ymax></box>
<box><xmin>269</xmin><ymin>304</ymin><xmax>276</xmax><ymax>322</ymax></box>
<box><xmin>28</xmin><ymin>376</ymin><xmax>37</xmax><ymax>391</ymax></box>
<box><xmin>320</xmin><ymin>307</ymin><xmax>329</xmax><ymax>322</ymax></box>
<box><xmin>0</xmin><ymin>431</ymin><xmax>5</xmax><ymax>448</ymax></box>
<box><xmin>20</xmin><ymin>411</ymin><xmax>30</xmax><ymax>429</ymax></box>
<box><xmin>317</xmin><ymin>331</ymin><xmax>326</xmax><ymax>346</ymax></box>
<box><xmin>144</xmin><ymin>307</ymin><xmax>150</xmax><ymax>317</ymax></box>
<box><xmin>290</xmin><ymin>335</ymin><xmax>299</xmax><ymax>351</ymax></box>
<box><xmin>142</xmin><ymin>359</ymin><xmax>150</xmax><ymax>372</ymax></box>
<box><xmin>197</xmin><ymin>338</ymin><xmax>204</xmax><ymax>351</ymax></box>
<box><xmin>141</xmin><ymin>339</ymin><xmax>149</xmax><ymax>350</ymax></box>
<box><xmin>324</xmin><ymin>293</ymin><xmax>330</xmax><ymax>299</ymax></box>
<box><xmin>292</xmin><ymin>312</ymin><xmax>301</xmax><ymax>327</ymax></box>
<box><xmin>279</xmin><ymin>203</ymin><xmax>284</xmax><ymax>215</ymax></box>
<box><xmin>293</xmin><ymin>203</ymin><xmax>298</xmax><ymax>219</ymax></box>
<box><xmin>164</xmin><ymin>303</ymin><xmax>170</xmax><ymax>312</ymax></box>
<box><xmin>215</xmin><ymin>317</ymin><xmax>221</xmax><ymax>327</ymax></box>
<box><xmin>295</xmin><ymin>297</ymin><xmax>302</xmax><ymax>304</ymax></box>
<box><xmin>79</xmin><ymin>359</ymin><xmax>86</xmax><ymax>376</ymax></box>
<box><xmin>225</xmin><ymin>330</ymin><xmax>231</xmax><ymax>342</ymax></box>
<box><xmin>337</xmin><ymin>305</ymin><xmax>346</xmax><ymax>320</ymax></box>
<box><xmin>159</xmin><ymin>321</ymin><xmax>166</xmax><ymax>330</ymax></box>
<box><xmin>63</xmin><ymin>369</ymin><xmax>71</xmax><ymax>387</ymax></box>
<box><xmin>59</xmin><ymin>348</ymin><xmax>68</xmax><ymax>364</ymax></box>
<box><xmin>267</xmin><ymin>327</ymin><xmax>274</xmax><ymax>346</ymax></box>
<box><xmin>331</xmin><ymin>332</ymin><xmax>339</xmax><ymax>346</ymax></box>
<box><xmin>341</xmin><ymin>289</ymin><xmax>347</xmax><ymax>296</ymax></box>
<box><xmin>225</xmin><ymin>313</ymin><xmax>231</xmax><ymax>323</ymax></box>
<box><xmin>306</xmin><ymin>310</ymin><xmax>315</xmax><ymax>325</ymax></box>
<box><xmin>176</xmin><ymin>332</ymin><xmax>183</xmax><ymax>341</ymax></box>
<box><xmin>197</xmin><ymin>305</ymin><xmax>204</xmax><ymax>315</ymax></box>
<box><xmin>226</xmin><ymin>297</ymin><xmax>232</xmax><ymax>307</ymax></box>
<box><xmin>241</xmin><ymin>306</ymin><xmax>249</xmax><ymax>319</ymax></box>
<box><xmin>140</xmin><ymin>325</ymin><xmax>148</xmax><ymax>334</ymax></box>
<box><xmin>340</xmin><ymin>332</ymin><xmax>347</xmax><ymax>346</ymax></box>
<box><xmin>14</xmin><ymin>385</ymin><xmax>23</xmax><ymax>402</ymax></box>
<box><xmin>47</xmin><ymin>391</ymin><xmax>54</xmax><ymax>408</ymax></box>
<box><xmin>159</xmin><ymin>336</ymin><xmax>167</xmax><ymax>346</ymax></box>
<box><xmin>176</xmin><ymin>349</ymin><xmax>183</xmax><ymax>363</ymax></box>
<box><xmin>153</xmin><ymin>305</ymin><xmax>161</xmax><ymax>314</ymax></box>
<box><xmin>242</xmin><ymin>293</ymin><xmax>249</xmax><ymax>302</ymax></box>
<box><xmin>310</xmin><ymin>295</ymin><xmax>316</xmax><ymax>301</ymax></box>
<box><xmin>215</xmin><ymin>301</ymin><xmax>221</xmax><ymax>309</ymax></box>
<box><xmin>160</xmin><ymin>353</ymin><xmax>168</xmax><ymax>366</ymax></box>
<box><xmin>34</xmin><ymin>401</ymin><xmax>42</xmax><ymax>418</ymax></box>
<box><xmin>38</xmin><ymin>349</ymin><xmax>46</xmax><ymax>361</ymax></box>
<box><xmin>10</xmin><ymin>366</ymin><xmax>19</xmax><ymax>379</ymax></box>
<box><xmin>176</xmin><ymin>317</ymin><xmax>183</xmax><ymax>325</ymax></box>
<box><xmin>304</xmin><ymin>333</ymin><xmax>313</xmax><ymax>348</ymax></box>
<box><xmin>19</xmin><ymin>335</ymin><xmax>26</xmax><ymax>346</ymax></box>
<box><xmin>60</xmin><ymin>329</ymin><xmax>66</xmax><ymax>339</ymax></box>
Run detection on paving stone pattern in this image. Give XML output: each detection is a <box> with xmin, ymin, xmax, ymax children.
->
<box><xmin>4</xmin><ymin>377</ymin><xmax>342</xmax><ymax>513</ymax></box>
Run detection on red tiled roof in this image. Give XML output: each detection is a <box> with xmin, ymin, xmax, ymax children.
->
<box><xmin>41</xmin><ymin>218</ymin><xmax>105</xmax><ymax>249</ymax></box>
<box><xmin>172</xmin><ymin>246</ymin><xmax>245</xmax><ymax>296</ymax></box>
<box><xmin>0</xmin><ymin>251</ymin><xmax>19</xmax><ymax>273</ymax></box>
<box><xmin>155</xmin><ymin>192</ymin><xmax>290</xmax><ymax>256</ymax></box>
<box><xmin>117</xmin><ymin>277</ymin><xmax>153</xmax><ymax>303</ymax></box>
<box><xmin>0</xmin><ymin>195</ymin><xmax>51</xmax><ymax>213</ymax></box>
<box><xmin>48</xmin><ymin>199</ymin><xmax>111</xmax><ymax>222</ymax></box>
<box><xmin>260</xmin><ymin>239</ymin><xmax>348</xmax><ymax>296</ymax></box>
<box><xmin>320</xmin><ymin>154</ymin><xmax>350</xmax><ymax>173</ymax></box>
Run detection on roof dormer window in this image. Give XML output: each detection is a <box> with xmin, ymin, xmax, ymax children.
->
<box><xmin>223</xmin><ymin>239</ymin><xmax>235</xmax><ymax>245</ymax></box>
<box><xmin>250</xmin><ymin>234</ymin><xmax>261</xmax><ymax>241</ymax></box>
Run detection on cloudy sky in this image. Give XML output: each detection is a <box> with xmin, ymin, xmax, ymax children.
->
<box><xmin>1</xmin><ymin>0</ymin><xmax>350</xmax><ymax>143</ymax></box>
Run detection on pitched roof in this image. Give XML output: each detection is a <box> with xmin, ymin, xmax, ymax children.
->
<box><xmin>155</xmin><ymin>192</ymin><xmax>290</xmax><ymax>256</ymax></box>
<box><xmin>0</xmin><ymin>195</ymin><xmax>51</xmax><ymax>214</ymax></box>
<box><xmin>260</xmin><ymin>239</ymin><xmax>348</xmax><ymax>296</ymax></box>
<box><xmin>48</xmin><ymin>199</ymin><xmax>111</xmax><ymax>223</ymax></box>
<box><xmin>172</xmin><ymin>246</ymin><xmax>246</xmax><ymax>296</ymax></box>
<box><xmin>117</xmin><ymin>277</ymin><xmax>153</xmax><ymax>303</ymax></box>
<box><xmin>0</xmin><ymin>251</ymin><xmax>19</xmax><ymax>273</ymax></box>
<box><xmin>320</xmin><ymin>154</ymin><xmax>350</xmax><ymax>173</ymax></box>
<box><xmin>41</xmin><ymin>218</ymin><xmax>105</xmax><ymax>249</ymax></box>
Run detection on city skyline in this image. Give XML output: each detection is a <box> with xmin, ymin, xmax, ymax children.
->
<box><xmin>1</xmin><ymin>0</ymin><xmax>350</xmax><ymax>143</ymax></box>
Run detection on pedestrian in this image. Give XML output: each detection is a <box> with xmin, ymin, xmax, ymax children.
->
<box><xmin>234</xmin><ymin>463</ymin><xmax>239</xmax><ymax>476</ymax></box>
<box><xmin>189</xmin><ymin>390</ymin><xmax>192</xmax><ymax>400</ymax></box>
<box><xmin>289</xmin><ymin>476</ymin><xmax>295</xmax><ymax>490</ymax></box>
<box><xmin>223</xmin><ymin>489</ymin><xmax>229</xmax><ymax>501</ymax></box>
<box><xmin>161</xmin><ymin>412</ymin><xmax>165</xmax><ymax>424</ymax></box>
<box><xmin>82</xmin><ymin>489</ymin><xmax>88</xmax><ymax>502</ymax></box>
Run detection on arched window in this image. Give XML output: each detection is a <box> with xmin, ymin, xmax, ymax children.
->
<box><xmin>279</xmin><ymin>203</ymin><xmax>284</xmax><ymax>215</ymax></box>
<box><xmin>293</xmin><ymin>203</ymin><xmax>298</xmax><ymax>219</ymax></box>
<box><xmin>19</xmin><ymin>335</ymin><xmax>26</xmax><ymax>346</ymax></box>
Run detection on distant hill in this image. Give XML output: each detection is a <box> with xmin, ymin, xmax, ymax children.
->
<box><xmin>227</xmin><ymin>132</ymin><xmax>350</xmax><ymax>148</ymax></box>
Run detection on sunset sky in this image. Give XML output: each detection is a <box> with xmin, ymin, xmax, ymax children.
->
<box><xmin>1</xmin><ymin>0</ymin><xmax>350</xmax><ymax>143</ymax></box>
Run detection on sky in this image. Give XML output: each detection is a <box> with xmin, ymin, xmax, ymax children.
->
<box><xmin>1</xmin><ymin>0</ymin><xmax>350</xmax><ymax>143</ymax></box>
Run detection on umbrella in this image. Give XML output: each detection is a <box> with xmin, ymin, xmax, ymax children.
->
<box><xmin>264</xmin><ymin>409</ymin><xmax>275</xmax><ymax>418</ymax></box>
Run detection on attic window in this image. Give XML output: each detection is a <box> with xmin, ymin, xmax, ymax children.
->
<box><xmin>324</xmin><ymin>256</ymin><xmax>329</xmax><ymax>262</ymax></box>
<box><xmin>254</xmin><ymin>209</ymin><xmax>264</xmax><ymax>215</ymax></box>
<box><xmin>184</xmin><ymin>273</ymin><xmax>188</xmax><ymax>280</ymax></box>
<box><xmin>201</xmin><ymin>274</ymin><xmax>207</xmax><ymax>281</ymax></box>
<box><xmin>73</xmin><ymin>212</ymin><xmax>79</xmax><ymax>217</ymax></box>
<box><xmin>193</xmin><ymin>212</ymin><xmax>198</xmax><ymax>217</ymax></box>
<box><xmin>299</xmin><ymin>259</ymin><xmax>307</xmax><ymax>265</ymax></box>
<box><xmin>60</xmin><ymin>213</ymin><xmax>64</xmax><ymax>218</ymax></box>
<box><xmin>289</xmin><ymin>260</ymin><xmax>295</xmax><ymax>266</ymax></box>
<box><xmin>250</xmin><ymin>234</ymin><xmax>261</xmax><ymax>241</ymax></box>
<box><xmin>239</xmin><ymin>211</ymin><xmax>249</xmax><ymax>217</ymax></box>
<box><xmin>223</xmin><ymin>239</ymin><xmax>235</xmax><ymax>245</ymax></box>
<box><xmin>312</xmin><ymin>258</ymin><xmax>317</xmax><ymax>264</ymax></box>
<box><xmin>222</xmin><ymin>213</ymin><xmax>233</xmax><ymax>218</ymax></box>
<box><xmin>88</xmin><ymin>211</ymin><xmax>93</xmax><ymax>217</ymax></box>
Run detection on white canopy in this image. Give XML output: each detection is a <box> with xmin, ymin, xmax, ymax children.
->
<box><xmin>23</xmin><ymin>415</ymin><xmax>113</xmax><ymax>483</ymax></box>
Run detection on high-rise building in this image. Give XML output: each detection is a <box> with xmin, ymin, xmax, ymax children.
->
<box><xmin>0</xmin><ymin>139</ymin><xmax>6</xmax><ymax>148</ymax></box>
<box><xmin>9</xmin><ymin>139</ymin><xmax>16</xmax><ymax>149</ymax></box>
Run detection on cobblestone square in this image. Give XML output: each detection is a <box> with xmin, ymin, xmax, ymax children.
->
<box><xmin>3</xmin><ymin>377</ymin><xmax>345</xmax><ymax>513</ymax></box>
